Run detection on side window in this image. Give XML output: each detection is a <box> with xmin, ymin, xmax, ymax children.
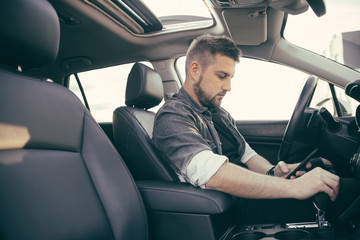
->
<box><xmin>176</xmin><ymin>56</ymin><xmax>186</xmax><ymax>83</ymax></box>
<box><xmin>334</xmin><ymin>85</ymin><xmax>358</xmax><ymax>116</ymax></box>
<box><xmin>69</xmin><ymin>62</ymin><xmax>157</xmax><ymax>122</ymax></box>
<box><xmin>176</xmin><ymin>57</ymin><xmax>308</xmax><ymax>120</ymax></box>
<box><xmin>310</xmin><ymin>80</ymin><xmax>357</xmax><ymax>117</ymax></box>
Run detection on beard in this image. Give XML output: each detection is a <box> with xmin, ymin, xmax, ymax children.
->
<box><xmin>193</xmin><ymin>75</ymin><xmax>224</xmax><ymax>109</ymax></box>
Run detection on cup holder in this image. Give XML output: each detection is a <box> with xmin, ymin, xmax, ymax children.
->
<box><xmin>232</xmin><ymin>231</ymin><xmax>266</xmax><ymax>240</ymax></box>
<box><xmin>274</xmin><ymin>230</ymin><xmax>310</xmax><ymax>240</ymax></box>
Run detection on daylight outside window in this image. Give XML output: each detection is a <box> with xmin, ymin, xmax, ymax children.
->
<box><xmin>141</xmin><ymin>0</ymin><xmax>213</xmax><ymax>28</ymax></box>
<box><xmin>285</xmin><ymin>0</ymin><xmax>360</xmax><ymax>116</ymax></box>
<box><xmin>284</xmin><ymin>0</ymin><xmax>360</xmax><ymax>72</ymax></box>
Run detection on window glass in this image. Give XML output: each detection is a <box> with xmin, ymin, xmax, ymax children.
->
<box><xmin>284</xmin><ymin>0</ymin><xmax>360</xmax><ymax>72</ymax></box>
<box><xmin>176</xmin><ymin>56</ymin><xmax>186</xmax><ymax>83</ymax></box>
<box><xmin>310</xmin><ymin>80</ymin><xmax>334</xmax><ymax>114</ymax></box>
<box><xmin>176</xmin><ymin>56</ymin><xmax>308</xmax><ymax>120</ymax></box>
<box><xmin>69</xmin><ymin>61</ymin><xmax>158</xmax><ymax>122</ymax></box>
<box><xmin>335</xmin><ymin>85</ymin><xmax>358</xmax><ymax>116</ymax></box>
<box><xmin>310</xmin><ymin>80</ymin><xmax>357</xmax><ymax>117</ymax></box>
<box><xmin>142</xmin><ymin>0</ymin><xmax>212</xmax><ymax>26</ymax></box>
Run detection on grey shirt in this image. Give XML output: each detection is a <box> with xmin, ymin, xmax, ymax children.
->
<box><xmin>153</xmin><ymin>87</ymin><xmax>256</xmax><ymax>186</ymax></box>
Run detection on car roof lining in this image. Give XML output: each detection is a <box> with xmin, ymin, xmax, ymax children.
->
<box><xmin>29</xmin><ymin>0</ymin><xmax>314</xmax><ymax>85</ymax></box>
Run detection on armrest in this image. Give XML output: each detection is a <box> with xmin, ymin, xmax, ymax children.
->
<box><xmin>136</xmin><ymin>180</ymin><xmax>236</xmax><ymax>214</ymax></box>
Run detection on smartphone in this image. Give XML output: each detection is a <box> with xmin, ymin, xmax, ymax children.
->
<box><xmin>285</xmin><ymin>148</ymin><xmax>318</xmax><ymax>179</ymax></box>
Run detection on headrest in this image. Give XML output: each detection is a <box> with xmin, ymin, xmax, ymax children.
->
<box><xmin>125</xmin><ymin>63</ymin><xmax>164</xmax><ymax>110</ymax></box>
<box><xmin>0</xmin><ymin>0</ymin><xmax>60</xmax><ymax>70</ymax></box>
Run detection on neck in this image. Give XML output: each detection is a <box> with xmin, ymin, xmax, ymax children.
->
<box><xmin>183</xmin><ymin>80</ymin><xmax>204</xmax><ymax>108</ymax></box>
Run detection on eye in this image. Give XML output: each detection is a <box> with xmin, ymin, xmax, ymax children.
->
<box><xmin>217</xmin><ymin>74</ymin><xmax>226</xmax><ymax>79</ymax></box>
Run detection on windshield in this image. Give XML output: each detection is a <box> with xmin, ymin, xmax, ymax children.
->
<box><xmin>284</xmin><ymin>0</ymin><xmax>360</xmax><ymax>72</ymax></box>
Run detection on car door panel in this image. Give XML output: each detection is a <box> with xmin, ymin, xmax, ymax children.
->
<box><xmin>236</xmin><ymin>120</ymin><xmax>288</xmax><ymax>164</ymax></box>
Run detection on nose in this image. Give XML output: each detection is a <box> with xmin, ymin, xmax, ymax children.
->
<box><xmin>223</xmin><ymin>78</ymin><xmax>231</xmax><ymax>92</ymax></box>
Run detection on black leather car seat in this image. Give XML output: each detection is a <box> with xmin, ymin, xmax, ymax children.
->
<box><xmin>113</xmin><ymin>63</ymin><xmax>179</xmax><ymax>181</ymax></box>
<box><xmin>0</xmin><ymin>0</ymin><xmax>148</xmax><ymax>239</ymax></box>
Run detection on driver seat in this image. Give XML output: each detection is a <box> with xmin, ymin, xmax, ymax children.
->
<box><xmin>0</xmin><ymin>0</ymin><xmax>148</xmax><ymax>239</ymax></box>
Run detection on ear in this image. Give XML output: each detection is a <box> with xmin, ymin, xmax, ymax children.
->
<box><xmin>188</xmin><ymin>61</ymin><xmax>201</xmax><ymax>81</ymax></box>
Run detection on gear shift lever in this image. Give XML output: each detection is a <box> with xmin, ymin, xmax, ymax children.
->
<box><xmin>313</xmin><ymin>192</ymin><xmax>330</xmax><ymax>227</ymax></box>
<box><xmin>311</xmin><ymin>157</ymin><xmax>331</xmax><ymax>228</ymax></box>
<box><xmin>285</xmin><ymin>149</ymin><xmax>332</xmax><ymax>228</ymax></box>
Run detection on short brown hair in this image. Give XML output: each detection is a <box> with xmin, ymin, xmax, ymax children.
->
<box><xmin>185</xmin><ymin>34</ymin><xmax>241</xmax><ymax>73</ymax></box>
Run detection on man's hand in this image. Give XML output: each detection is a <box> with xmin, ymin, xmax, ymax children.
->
<box><xmin>274</xmin><ymin>159</ymin><xmax>339</xmax><ymax>201</ymax></box>
<box><xmin>292</xmin><ymin>167</ymin><xmax>340</xmax><ymax>201</ymax></box>
<box><xmin>274</xmin><ymin>158</ymin><xmax>335</xmax><ymax>179</ymax></box>
<box><xmin>273</xmin><ymin>161</ymin><xmax>311</xmax><ymax>178</ymax></box>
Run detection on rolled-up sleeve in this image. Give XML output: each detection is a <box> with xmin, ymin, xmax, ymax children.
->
<box><xmin>240</xmin><ymin>143</ymin><xmax>257</xmax><ymax>164</ymax></box>
<box><xmin>184</xmin><ymin>150</ymin><xmax>228</xmax><ymax>189</ymax></box>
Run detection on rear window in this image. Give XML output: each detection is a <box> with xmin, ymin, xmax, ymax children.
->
<box><xmin>69</xmin><ymin>62</ymin><xmax>158</xmax><ymax>122</ymax></box>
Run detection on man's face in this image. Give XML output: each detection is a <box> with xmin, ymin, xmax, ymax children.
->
<box><xmin>193</xmin><ymin>53</ymin><xmax>235</xmax><ymax>109</ymax></box>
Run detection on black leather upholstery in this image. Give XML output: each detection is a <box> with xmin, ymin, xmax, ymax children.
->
<box><xmin>125</xmin><ymin>63</ymin><xmax>164</xmax><ymax>109</ymax></box>
<box><xmin>137</xmin><ymin>181</ymin><xmax>235</xmax><ymax>214</ymax></box>
<box><xmin>113</xmin><ymin>63</ymin><xmax>178</xmax><ymax>181</ymax></box>
<box><xmin>0</xmin><ymin>1</ymin><xmax>148</xmax><ymax>239</ymax></box>
<box><xmin>0</xmin><ymin>0</ymin><xmax>60</xmax><ymax>70</ymax></box>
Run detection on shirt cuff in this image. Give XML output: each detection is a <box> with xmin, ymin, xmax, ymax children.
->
<box><xmin>184</xmin><ymin>150</ymin><xmax>228</xmax><ymax>189</ymax></box>
<box><xmin>240</xmin><ymin>143</ymin><xmax>257</xmax><ymax>164</ymax></box>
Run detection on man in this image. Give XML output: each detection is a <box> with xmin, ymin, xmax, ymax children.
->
<box><xmin>153</xmin><ymin>34</ymin><xmax>340</xmax><ymax>222</ymax></box>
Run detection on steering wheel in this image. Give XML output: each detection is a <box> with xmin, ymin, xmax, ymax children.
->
<box><xmin>278</xmin><ymin>76</ymin><xmax>318</xmax><ymax>162</ymax></box>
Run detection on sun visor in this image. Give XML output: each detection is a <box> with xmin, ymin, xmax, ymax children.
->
<box><xmin>222</xmin><ymin>8</ymin><xmax>267</xmax><ymax>45</ymax></box>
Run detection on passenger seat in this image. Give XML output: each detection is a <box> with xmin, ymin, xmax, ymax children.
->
<box><xmin>113</xmin><ymin>63</ymin><xmax>178</xmax><ymax>181</ymax></box>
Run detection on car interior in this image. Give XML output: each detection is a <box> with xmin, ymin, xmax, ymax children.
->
<box><xmin>1</xmin><ymin>0</ymin><xmax>360</xmax><ymax>240</ymax></box>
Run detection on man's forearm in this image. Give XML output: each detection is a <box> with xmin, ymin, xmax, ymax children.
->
<box><xmin>205</xmin><ymin>162</ymin><xmax>295</xmax><ymax>199</ymax></box>
<box><xmin>246</xmin><ymin>154</ymin><xmax>274</xmax><ymax>175</ymax></box>
<box><xmin>205</xmin><ymin>161</ymin><xmax>340</xmax><ymax>201</ymax></box>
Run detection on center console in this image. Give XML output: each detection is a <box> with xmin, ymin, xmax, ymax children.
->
<box><xmin>137</xmin><ymin>180</ymin><xmax>360</xmax><ymax>240</ymax></box>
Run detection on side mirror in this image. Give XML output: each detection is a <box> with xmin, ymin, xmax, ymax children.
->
<box><xmin>346</xmin><ymin>79</ymin><xmax>360</xmax><ymax>101</ymax></box>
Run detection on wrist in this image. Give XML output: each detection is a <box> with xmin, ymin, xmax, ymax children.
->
<box><xmin>266</xmin><ymin>166</ymin><xmax>275</xmax><ymax>176</ymax></box>
<box><xmin>288</xmin><ymin>179</ymin><xmax>303</xmax><ymax>200</ymax></box>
